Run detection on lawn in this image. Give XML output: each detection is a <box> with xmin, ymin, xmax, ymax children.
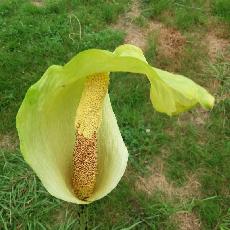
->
<box><xmin>0</xmin><ymin>0</ymin><xmax>229</xmax><ymax>229</ymax></box>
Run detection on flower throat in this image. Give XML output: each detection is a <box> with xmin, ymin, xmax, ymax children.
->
<box><xmin>72</xmin><ymin>73</ymin><xmax>109</xmax><ymax>200</ymax></box>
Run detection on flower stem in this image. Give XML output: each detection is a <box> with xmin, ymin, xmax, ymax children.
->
<box><xmin>78</xmin><ymin>205</ymin><xmax>89</xmax><ymax>229</ymax></box>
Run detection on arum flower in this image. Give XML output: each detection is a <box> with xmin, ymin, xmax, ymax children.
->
<box><xmin>16</xmin><ymin>44</ymin><xmax>214</xmax><ymax>204</ymax></box>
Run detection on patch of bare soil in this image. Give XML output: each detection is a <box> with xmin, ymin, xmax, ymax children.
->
<box><xmin>113</xmin><ymin>0</ymin><xmax>146</xmax><ymax>49</ymax></box>
<box><xmin>112</xmin><ymin>0</ymin><xmax>186</xmax><ymax>59</ymax></box>
<box><xmin>208</xmin><ymin>78</ymin><xmax>221</xmax><ymax>94</ymax></box>
<box><xmin>122</xmin><ymin>25</ymin><xmax>146</xmax><ymax>50</ymax></box>
<box><xmin>135</xmin><ymin>158</ymin><xmax>201</xmax><ymax>200</ymax></box>
<box><xmin>176</xmin><ymin>174</ymin><xmax>201</xmax><ymax>200</ymax></box>
<box><xmin>127</xmin><ymin>0</ymin><xmax>141</xmax><ymax>19</ymax></box>
<box><xmin>206</xmin><ymin>33</ymin><xmax>230</xmax><ymax>62</ymax></box>
<box><xmin>157</xmin><ymin>27</ymin><xmax>186</xmax><ymax>59</ymax></box>
<box><xmin>0</xmin><ymin>134</ymin><xmax>18</xmax><ymax>151</ymax></box>
<box><xmin>154</xmin><ymin>25</ymin><xmax>186</xmax><ymax>71</ymax></box>
<box><xmin>135</xmin><ymin>158</ymin><xmax>172</xmax><ymax>195</ymax></box>
<box><xmin>176</xmin><ymin>108</ymin><xmax>211</xmax><ymax>146</ymax></box>
<box><xmin>204</xmin><ymin>32</ymin><xmax>230</xmax><ymax>102</ymax></box>
<box><xmin>171</xmin><ymin>212</ymin><xmax>201</xmax><ymax>230</ymax></box>
<box><xmin>177</xmin><ymin>108</ymin><xmax>210</xmax><ymax>127</ymax></box>
<box><xmin>31</xmin><ymin>0</ymin><xmax>44</xmax><ymax>7</ymax></box>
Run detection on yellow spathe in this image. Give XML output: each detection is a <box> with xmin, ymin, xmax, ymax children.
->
<box><xmin>16</xmin><ymin>44</ymin><xmax>214</xmax><ymax>204</ymax></box>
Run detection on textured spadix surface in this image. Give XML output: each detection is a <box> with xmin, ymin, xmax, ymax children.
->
<box><xmin>16</xmin><ymin>44</ymin><xmax>214</xmax><ymax>204</ymax></box>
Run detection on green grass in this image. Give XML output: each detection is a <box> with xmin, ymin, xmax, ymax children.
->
<box><xmin>1</xmin><ymin>0</ymin><xmax>230</xmax><ymax>229</ymax></box>
<box><xmin>0</xmin><ymin>0</ymin><xmax>127</xmax><ymax>133</ymax></box>
<box><xmin>144</xmin><ymin>34</ymin><xmax>157</xmax><ymax>65</ymax></box>
<box><xmin>141</xmin><ymin>0</ymin><xmax>209</xmax><ymax>30</ymax></box>
<box><xmin>212</xmin><ymin>0</ymin><xmax>230</xmax><ymax>23</ymax></box>
<box><xmin>141</xmin><ymin>0</ymin><xmax>173</xmax><ymax>18</ymax></box>
<box><xmin>134</xmin><ymin>15</ymin><xmax>148</xmax><ymax>27</ymax></box>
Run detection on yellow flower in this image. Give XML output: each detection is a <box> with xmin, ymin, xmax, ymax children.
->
<box><xmin>16</xmin><ymin>44</ymin><xmax>214</xmax><ymax>204</ymax></box>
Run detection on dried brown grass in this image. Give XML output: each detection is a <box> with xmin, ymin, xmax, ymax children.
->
<box><xmin>0</xmin><ymin>134</ymin><xmax>18</xmax><ymax>151</ymax></box>
<box><xmin>135</xmin><ymin>158</ymin><xmax>201</xmax><ymax>200</ymax></box>
<box><xmin>171</xmin><ymin>212</ymin><xmax>201</xmax><ymax>230</ymax></box>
